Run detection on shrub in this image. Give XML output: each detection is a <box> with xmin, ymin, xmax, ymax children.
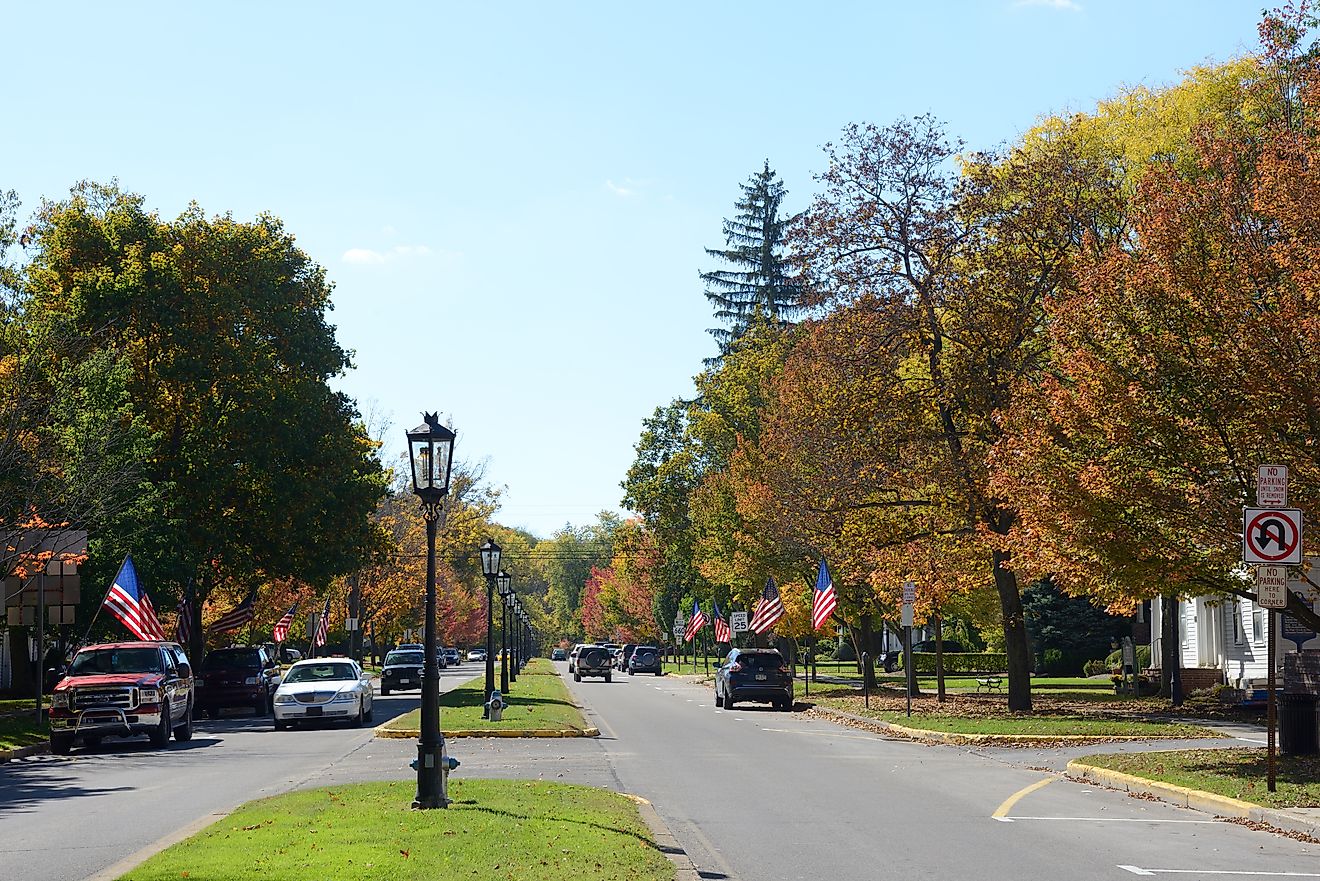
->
<box><xmin>1082</xmin><ymin>658</ymin><xmax>1109</xmax><ymax>677</ymax></box>
<box><xmin>1104</xmin><ymin>645</ymin><xmax>1151</xmax><ymax>670</ymax></box>
<box><xmin>897</xmin><ymin>652</ymin><xmax>1008</xmax><ymax>674</ymax></box>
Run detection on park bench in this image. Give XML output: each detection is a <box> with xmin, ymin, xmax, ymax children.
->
<box><xmin>975</xmin><ymin>676</ymin><xmax>1004</xmax><ymax>693</ymax></box>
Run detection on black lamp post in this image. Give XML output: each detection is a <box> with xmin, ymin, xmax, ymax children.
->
<box><xmin>497</xmin><ymin>571</ymin><xmax>512</xmax><ymax>693</ymax></box>
<box><xmin>405</xmin><ymin>413</ymin><xmax>456</xmax><ymax>810</ymax></box>
<box><xmin>508</xmin><ymin>594</ymin><xmax>520</xmax><ymax>683</ymax></box>
<box><xmin>479</xmin><ymin>539</ymin><xmax>501</xmax><ymax>718</ymax></box>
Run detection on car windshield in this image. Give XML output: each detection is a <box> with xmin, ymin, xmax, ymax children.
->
<box><xmin>738</xmin><ymin>653</ymin><xmax>783</xmax><ymax>669</ymax></box>
<box><xmin>202</xmin><ymin>650</ymin><xmax>261</xmax><ymax>670</ymax></box>
<box><xmin>385</xmin><ymin>652</ymin><xmax>423</xmax><ymax>666</ymax></box>
<box><xmin>70</xmin><ymin>647</ymin><xmax>162</xmax><ymax>675</ymax></box>
<box><xmin>283</xmin><ymin>663</ymin><xmax>358</xmax><ymax>683</ymax></box>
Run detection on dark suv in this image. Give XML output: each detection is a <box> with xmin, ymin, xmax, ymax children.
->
<box><xmin>572</xmin><ymin>644</ymin><xmax>613</xmax><ymax>682</ymax></box>
<box><xmin>197</xmin><ymin>646</ymin><xmax>282</xmax><ymax>717</ymax></box>
<box><xmin>715</xmin><ymin>648</ymin><xmax>793</xmax><ymax>711</ymax></box>
<box><xmin>380</xmin><ymin>649</ymin><xmax>424</xmax><ymax>695</ymax></box>
<box><xmin>627</xmin><ymin>645</ymin><xmax>663</xmax><ymax>675</ymax></box>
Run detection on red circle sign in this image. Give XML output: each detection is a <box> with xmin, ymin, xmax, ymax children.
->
<box><xmin>1246</xmin><ymin>510</ymin><xmax>1300</xmax><ymax>562</ymax></box>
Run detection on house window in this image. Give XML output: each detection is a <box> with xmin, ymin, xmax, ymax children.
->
<box><xmin>1253</xmin><ymin>608</ymin><xmax>1265</xmax><ymax>644</ymax></box>
<box><xmin>1233</xmin><ymin>600</ymin><xmax>1243</xmax><ymax>645</ymax></box>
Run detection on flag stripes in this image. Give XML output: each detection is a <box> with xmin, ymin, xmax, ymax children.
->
<box><xmin>211</xmin><ymin>590</ymin><xmax>257</xmax><ymax>633</ymax></box>
<box><xmin>273</xmin><ymin>604</ymin><xmax>297</xmax><ymax>643</ymax></box>
<box><xmin>713</xmin><ymin>601</ymin><xmax>732</xmax><ymax>644</ymax></box>
<box><xmin>313</xmin><ymin>596</ymin><xmax>331</xmax><ymax>647</ymax></box>
<box><xmin>749</xmin><ymin>576</ymin><xmax>785</xmax><ymax>634</ymax></box>
<box><xmin>683</xmin><ymin>600</ymin><xmax>707</xmax><ymax>642</ymax></box>
<box><xmin>102</xmin><ymin>556</ymin><xmax>167</xmax><ymax>641</ymax></box>
<box><xmin>812</xmin><ymin>559</ymin><xmax>837</xmax><ymax>630</ymax></box>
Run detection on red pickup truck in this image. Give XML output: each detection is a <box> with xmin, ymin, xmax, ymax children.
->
<box><xmin>48</xmin><ymin>641</ymin><xmax>195</xmax><ymax>754</ymax></box>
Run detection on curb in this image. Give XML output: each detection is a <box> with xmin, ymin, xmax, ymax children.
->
<box><xmin>807</xmin><ymin>706</ymin><xmax>1216</xmax><ymax>746</ymax></box>
<box><xmin>1067</xmin><ymin>759</ymin><xmax>1320</xmax><ymax>840</ymax></box>
<box><xmin>623</xmin><ymin>794</ymin><xmax>705</xmax><ymax>881</ymax></box>
<box><xmin>0</xmin><ymin>742</ymin><xmax>49</xmax><ymax>762</ymax></box>
<box><xmin>374</xmin><ymin>724</ymin><xmax>600</xmax><ymax>739</ymax></box>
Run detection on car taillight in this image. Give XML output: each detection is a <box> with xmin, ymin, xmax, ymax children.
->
<box><xmin>779</xmin><ymin>665</ymin><xmax>790</xmax><ymax>674</ymax></box>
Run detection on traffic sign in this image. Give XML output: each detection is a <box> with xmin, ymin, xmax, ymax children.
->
<box><xmin>1258</xmin><ymin>465</ymin><xmax>1289</xmax><ymax>507</ymax></box>
<box><xmin>1257</xmin><ymin>565</ymin><xmax>1288</xmax><ymax>609</ymax></box>
<box><xmin>1244</xmin><ymin>508</ymin><xmax>1304</xmax><ymax>564</ymax></box>
<box><xmin>672</xmin><ymin>627</ymin><xmax>683</xmax><ymax>640</ymax></box>
<box><xmin>730</xmin><ymin>611</ymin><xmax>749</xmax><ymax>633</ymax></box>
<box><xmin>901</xmin><ymin>580</ymin><xmax>915</xmax><ymax>628</ymax></box>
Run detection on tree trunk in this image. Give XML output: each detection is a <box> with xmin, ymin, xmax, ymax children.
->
<box><xmin>934</xmin><ymin>611</ymin><xmax>946</xmax><ymax>703</ymax></box>
<box><xmin>860</xmin><ymin>613</ymin><xmax>877</xmax><ymax>690</ymax></box>
<box><xmin>992</xmin><ymin>548</ymin><xmax>1032</xmax><ymax>712</ymax></box>
<box><xmin>1159</xmin><ymin>594</ymin><xmax>1177</xmax><ymax>698</ymax></box>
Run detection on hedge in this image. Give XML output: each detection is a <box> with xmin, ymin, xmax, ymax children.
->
<box><xmin>897</xmin><ymin>652</ymin><xmax>1007</xmax><ymax>674</ymax></box>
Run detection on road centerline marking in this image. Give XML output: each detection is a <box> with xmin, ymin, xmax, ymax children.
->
<box><xmin>1120</xmin><ymin>868</ymin><xmax>1320</xmax><ymax>877</ymax></box>
<box><xmin>992</xmin><ymin>776</ymin><xmax>1055</xmax><ymax>820</ymax></box>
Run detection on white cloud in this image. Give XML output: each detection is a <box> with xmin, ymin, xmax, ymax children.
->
<box><xmin>1013</xmin><ymin>0</ymin><xmax>1082</xmax><ymax>10</ymax></box>
<box><xmin>606</xmin><ymin>179</ymin><xmax>635</xmax><ymax>197</ymax></box>
<box><xmin>341</xmin><ymin>244</ymin><xmax>438</xmax><ymax>265</ymax></box>
<box><xmin>605</xmin><ymin>177</ymin><xmax>657</xmax><ymax>198</ymax></box>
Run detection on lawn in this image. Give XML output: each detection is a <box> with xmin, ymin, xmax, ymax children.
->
<box><xmin>0</xmin><ymin>697</ymin><xmax>47</xmax><ymax>715</ymax></box>
<box><xmin>0</xmin><ymin>713</ymin><xmax>47</xmax><ymax>751</ymax></box>
<box><xmin>381</xmin><ymin>659</ymin><xmax>591</xmax><ymax>734</ymax></box>
<box><xmin>809</xmin><ymin>688</ymin><xmax>1221</xmax><ymax>739</ymax></box>
<box><xmin>119</xmin><ymin>779</ymin><xmax>675</xmax><ymax>881</ymax></box>
<box><xmin>1080</xmin><ymin>749</ymin><xmax>1320</xmax><ymax>810</ymax></box>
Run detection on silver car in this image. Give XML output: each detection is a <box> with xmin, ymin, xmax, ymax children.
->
<box><xmin>273</xmin><ymin>658</ymin><xmax>373</xmax><ymax>729</ymax></box>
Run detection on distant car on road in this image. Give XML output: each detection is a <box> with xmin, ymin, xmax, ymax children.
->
<box><xmin>551</xmin><ymin>647</ymin><xmax>567</xmax><ymax>661</ymax></box>
<box><xmin>380</xmin><ymin>649</ymin><xmax>424</xmax><ymax>695</ymax></box>
<box><xmin>444</xmin><ymin>647</ymin><xmax>460</xmax><ymax>666</ymax></box>
<box><xmin>197</xmin><ymin>645</ymin><xmax>282</xmax><ymax>717</ymax></box>
<box><xmin>627</xmin><ymin>645</ymin><xmax>662</xmax><ymax>675</ymax></box>
<box><xmin>616</xmin><ymin>643</ymin><xmax>637</xmax><ymax>669</ymax></box>
<box><xmin>273</xmin><ymin>658</ymin><xmax>373</xmax><ymax>729</ymax></box>
<box><xmin>466</xmin><ymin>649</ymin><xmax>487</xmax><ymax>662</ymax></box>
<box><xmin>715</xmin><ymin>648</ymin><xmax>793</xmax><ymax>711</ymax></box>
<box><xmin>573</xmin><ymin>644</ymin><xmax>613</xmax><ymax>682</ymax></box>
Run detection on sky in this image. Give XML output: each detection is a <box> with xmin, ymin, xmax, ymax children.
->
<box><xmin>3</xmin><ymin>1</ymin><xmax>1265</xmax><ymax>537</ymax></box>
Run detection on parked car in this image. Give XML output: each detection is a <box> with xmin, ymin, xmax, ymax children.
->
<box><xmin>466</xmin><ymin>649</ymin><xmax>487</xmax><ymax>662</ymax></box>
<box><xmin>627</xmin><ymin>645</ymin><xmax>663</xmax><ymax>675</ymax></box>
<box><xmin>617</xmin><ymin>643</ymin><xmax>637</xmax><ymax>669</ymax></box>
<box><xmin>47</xmin><ymin>640</ymin><xmax>195</xmax><ymax>754</ymax></box>
<box><xmin>714</xmin><ymin>648</ymin><xmax>793</xmax><ymax>711</ymax></box>
<box><xmin>397</xmin><ymin>643</ymin><xmax>424</xmax><ymax>652</ymax></box>
<box><xmin>380</xmin><ymin>648</ymin><xmax>424</xmax><ymax>695</ymax></box>
<box><xmin>567</xmin><ymin>643</ymin><xmax>584</xmax><ymax>673</ymax></box>
<box><xmin>444</xmin><ymin>647</ymin><xmax>461</xmax><ymax>666</ymax></box>
<box><xmin>551</xmin><ymin>647</ymin><xmax>567</xmax><ymax>661</ymax></box>
<box><xmin>196</xmin><ymin>645</ymin><xmax>282</xmax><ymax>717</ymax></box>
<box><xmin>435</xmin><ymin>650</ymin><xmax>448</xmax><ymax>669</ymax></box>
<box><xmin>279</xmin><ymin>646</ymin><xmax>303</xmax><ymax>664</ymax></box>
<box><xmin>573</xmin><ymin>644</ymin><xmax>613</xmax><ymax>682</ymax></box>
<box><xmin>273</xmin><ymin>658</ymin><xmax>373</xmax><ymax>729</ymax></box>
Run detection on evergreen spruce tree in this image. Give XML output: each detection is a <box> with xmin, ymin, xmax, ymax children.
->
<box><xmin>700</xmin><ymin>161</ymin><xmax>802</xmax><ymax>358</ymax></box>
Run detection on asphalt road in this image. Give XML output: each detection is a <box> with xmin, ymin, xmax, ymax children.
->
<box><xmin>0</xmin><ymin>664</ymin><xmax>475</xmax><ymax>881</ymax></box>
<box><xmin>5</xmin><ymin>662</ymin><xmax>1319</xmax><ymax>881</ymax></box>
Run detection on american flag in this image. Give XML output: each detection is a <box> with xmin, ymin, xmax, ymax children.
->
<box><xmin>749</xmin><ymin>576</ymin><xmax>785</xmax><ymax>634</ymax></box>
<box><xmin>211</xmin><ymin>590</ymin><xmax>257</xmax><ymax>633</ymax></box>
<box><xmin>175</xmin><ymin>593</ymin><xmax>192</xmax><ymax>646</ymax></box>
<box><xmin>102</xmin><ymin>556</ymin><xmax>167</xmax><ymax>641</ymax></box>
<box><xmin>313</xmin><ymin>596</ymin><xmax>331</xmax><ymax>647</ymax></box>
<box><xmin>273</xmin><ymin>603</ymin><xmax>297</xmax><ymax>643</ymax></box>
<box><xmin>812</xmin><ymin>559</ymin><xmax>837</xmax><ymax>630</ymax></box>
<box><xmin>683</xmin><ymin>599</ymin><xmax>707</xmax><ymax>642</ymax></box>
<box><xmin>712</xmin><ymin>601</ymin><xmax>731</xmax><ymax>644</ymax></box>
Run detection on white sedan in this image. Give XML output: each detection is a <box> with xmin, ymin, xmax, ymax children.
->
<box><xmin>273</xmin><ymin>658</ymin><xmax>373</xmax><ymax>729</ymax></box>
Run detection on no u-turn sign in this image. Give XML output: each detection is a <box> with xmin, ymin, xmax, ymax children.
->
<box><xmin>1244</xmin><ymin>508</ymin><xmax>1304</xmax><ymax>564</ymax></box>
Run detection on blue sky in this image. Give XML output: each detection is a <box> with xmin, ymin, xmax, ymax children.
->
<box><xmin>4</xmin><ymin>1</ymin><xmax>1263</xmax><ymax>537</ymax></box>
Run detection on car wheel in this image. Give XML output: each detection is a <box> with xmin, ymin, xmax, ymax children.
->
<box><xmin>628</xmin><ymin>668</ymin><xmax>634</xmax><ymax>675</ymax></box>
<box><xmin>725</xmin><ymin>693</ymin><xmax>736</xmax><ymax>710</ymax></box>
<box><xmin>364</xmin><ymin>702</ymin><xmax>374</xmax><ymax>723</ymax></box>
<box><xmin>714</xmin><ymin>688</ymin><xmax>724</xmax><ymax>708</ymax></box>
<box><xmin>573</xmin><ymin>672</ymin><xmax>581</xmax><ymax>682</ymax></box>
<box><xmin>352</xmin><ymin>701</ymin><xmax>365</xmax><ymax>728</ymax></box>
<box><xmin>381</xmin><ymin>685</ymin><xmax>390</xmax><ymax>696</ymax></box>
<box><xmin>175</xmin><ymin>701</ymin><xmax>194</xmax><ymax>741</ymax></box>
<box><xmin>274</xmin><ymin>719</ymin><xmax>287</xmax><ymax>731</ymax></box>
<box><xmin>778</xmin><ymin>699</ymin><xmax>792</xmax><ymax>712</ymax></box>
<box><xmin>605</xmin><ymin>672</ymin><xmax>612</xmax><ymax>683</ymax></box>
<box><xmin>49</xmin><ymin>734</ymin><xmax>73</xmax><ymax>755</ymax></box>
<box><xmin>149</xmin><ymin>704</ymin><xmax>172</xmax><ymax>747</ymax></box>
<box><xmin>253</xmin><ymin>697</ymin><xmax>269</xmax><ymax>717</ymax></box>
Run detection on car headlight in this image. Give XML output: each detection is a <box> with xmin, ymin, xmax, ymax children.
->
<box><xmin>329</xmin><ymin>691</ymin><xmax>357</xmax><ymax>703</ymax></box>
<box><xmin>274</xmin><ymin>694</ymin><xmax>297</xmax><ymax>705</ymax></box>
<box><xmin>244</xmin><ymin>677</ymin><xmax>260</xmax><ymax>686</ymax></box>
<box><xmin>51</xmin><ymin>691</ymin><xmax>70</xmax><ymax>708</ymax></box>
<box><xmin>139</xmin><ymin>688</ymin><xmax>161</xmax><ymax>703</ymax></box>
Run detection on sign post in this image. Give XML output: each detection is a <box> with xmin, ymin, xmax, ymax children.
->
<box><xmin>1252</xmin><ymin>465</ymin><xmax>1291</xmax><ymax>793</ymax></box>
<box><xmin>902</xmin><ymin>581</ymin><xmax>916</xmax><ymax>718</ymax></box>
<box><xmin>1269</xmin><ymin>608</ymin><xmax>1277</xmax><ymax>793</ymax></box>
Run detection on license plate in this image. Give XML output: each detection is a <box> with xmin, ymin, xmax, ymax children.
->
<box><xmin>306</xmin><ymin>706</ymin><xmax>322</xmax><ymax>716</ymax></box>
<box><xmin>755</xmin><ymin>674</ymin><xmax>767</xmax><ymax>681</ymax></box>
<box><xmin>399</xmin><ymin>678</ymin><xmax>411</xmax><ymax>684</ymax></box>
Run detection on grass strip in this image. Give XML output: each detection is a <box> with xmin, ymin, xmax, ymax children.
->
<box><xmin>1079</xmin><ymin>749</ymin><xmax>1320</xmax><ymax>810</ymax></box>
<box><xmin>0</xmin><ymin>713</ymin><xmax>46</xmax><ymax>751</ymax></box>
<box><xmin>119</xmin><ymin>779</ymin><xmax>674</xmax><ymax>881</ymax></box>
<box><xmin>382</xmin><ymin>658</ymin><xmax>590</xmax><ymax>733</ymax></box>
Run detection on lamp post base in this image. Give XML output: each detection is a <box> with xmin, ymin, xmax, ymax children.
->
<box><xmin>412</xmin><ymin>741</ymin><xmax>449</xmax><ymax>809</ymax></box>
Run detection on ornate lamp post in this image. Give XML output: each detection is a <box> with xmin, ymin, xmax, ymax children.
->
<box><xmin>508</xmin><ymin>594</ymin><xmax>520</xmax><ymax>683</ymax></box>
<box><xmin>405</xmin><ymin>413</ymin><xmax>455</xmax><ymax>810</ymax></box>
<box><xmin>497</xmin><ymin>571</ymin><xmax>512</xmax><ymax>693</ymax></box>
<box><xmin>479</xmin><ymin>539</ymin><xmax>501</xmax><ymax>718</ymax></box>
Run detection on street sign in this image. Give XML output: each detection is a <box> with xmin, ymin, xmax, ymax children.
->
<box><xmin>346</xmin><ymin>617</ymin><xmax>359</xmax><ymax>631</ymax></box>
<box><xmin>1244</xmin><ymin>508</ymin><xmax>1304</xmax><ymax>564</ymax></box>
<box><xmin>1283</xmin><ymin>612</ymin><xmax>1317</xmax><ymax>651</ymax></box>
<box><xmin>672</xmin><ymin>627</ymin><xmax>683</xmax><ymax>640</ymax></box>
<box><xmin>901</xmin><ymin>581</ymin><xmax>915</xmax><ymax>628</ymax></box>
<box><xmin>1257</xmin><ymin>465</ymin><xmax>1288</xmax><ymax>508</ymax></box>
<box><xmin>1257</xmin><ymin>565</ymin><xmax>1289</xmax><ymax>609</ymax></box>
<box><xmin>730</xmin><ymin>611</ymin><xmax>749</xmax><ymax>633</ymax></box>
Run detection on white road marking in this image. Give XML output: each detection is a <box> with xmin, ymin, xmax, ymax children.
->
<box><xmin>760</xmin><ymin>728</ymin><xmax>886</xmax><ymax>741</ymax></box>
<box><xmin>1235</xmin><ymin>737</ymin><xmax>1268</xmax><ymax>745</ymax></box>
<box><xmin>1120</xmin><ymin>867</ymin><xmax>1320</xmax><ymax>877</ymax></box>
<box><xmin>997</xmin><ymin>816</ymin><xmax>1217</xmax><ymax>824</ymax></box>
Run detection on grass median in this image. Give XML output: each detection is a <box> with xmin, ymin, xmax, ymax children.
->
<box><xmin>809</xmin><ymin>687</ymin><xmax>1221</xmax><ymax>739</ymax></box>
<box><xmin>1078</xmin><ymin>749</ymin><xmax>1320</xmax><ymax>810</ymax></box>
<box><xmin>118</xmin><ymin>779</ymin><xmax>674</xmax><ymax>881</ymax></box>
<box><xmin>380</xmin><ymin>658</ymin><xmax>591</xmax><ymax>735</ymax></box>
<box><xmin>0</xmin><ymin>713</ymin><xmax>46</xmax><ymax>751</ymax></box>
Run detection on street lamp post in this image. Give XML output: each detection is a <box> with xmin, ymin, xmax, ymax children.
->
<box><xmin>479</xmin><ymin>539</ymin><xmax>501</xmax><ymax>718</ymax></box>
<box><xmin>405</xmin><ymin>413</ymin><xmax>456</xmax><ymax>810</ymax></box>
<box><xmin>508</xmin><ymin>595</ymin><xmax>519</xmax><ymax>683</ymax></box>
<box><xmin>497</xmin><ymin>571</ymin><xmax>511</xmax><ymax>693</ymax></box>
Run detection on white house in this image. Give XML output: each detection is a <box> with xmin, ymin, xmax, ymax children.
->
<box><xmin>1150</xmin><ymin>589</ymin><xmax>1320</xmax><ymax>691</ymax></box>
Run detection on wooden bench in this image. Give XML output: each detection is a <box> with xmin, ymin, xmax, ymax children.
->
<box><xmin>975</xmin><ymin>676</ymin><xmax>1004</xmax><ymax>693</ymax></box>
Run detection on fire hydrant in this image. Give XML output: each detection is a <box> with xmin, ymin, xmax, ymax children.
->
<box><xmin>485</xmin><ymin>689</ymin><xmax>505</xmax><ymax>722</ymax></box>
